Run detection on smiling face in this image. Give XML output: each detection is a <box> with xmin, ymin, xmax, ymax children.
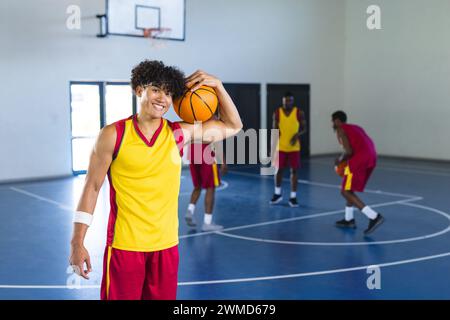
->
<box><xmin>130</xmin><ymin>60</ymin><xmax>186</xmax><ymax>119</ymax></box>
<box><xmin>136</xmin><ymin>85</ymin><xmax>173</xmax><ymax>119</ymax></box>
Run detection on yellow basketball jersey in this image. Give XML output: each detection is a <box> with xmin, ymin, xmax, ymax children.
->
<box><xmin>106</xmin><ymin>115</ymin><xmax>183</xmax><ymax>252</ymax></box>
<box><xmin>277</xmin><ymin>107</ymin><xmax>301</xmax><ymax>152</ymax></box>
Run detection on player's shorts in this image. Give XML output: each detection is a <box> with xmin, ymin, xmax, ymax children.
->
<box><xmin>341</xmin><ymin>165</ymin><xmax>375</xmax><ymax>192</ymax></box>
<box><xmin>190</xmin><ymin>163</ymin><xmax>220</xmax><ymax>189</ymax></box>
<box><xmin>100</xmin><ymin>245</ymin><xmax>179</xmax><ymax>300</ymax></box>
<box><xmin>278</xmin><ymin>151</ymin><xmax>301</xmax><ymax>169</ymax></box>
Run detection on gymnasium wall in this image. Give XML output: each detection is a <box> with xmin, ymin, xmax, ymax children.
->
<box><xmin>0</xmin><ymin>0</ymin><xmax>346</xmax><ymax>182</ymax></box>
<box><xmin>344</xmin><ymin>0</ymin><xmax>450</xmax><ymax>160</ymax></box>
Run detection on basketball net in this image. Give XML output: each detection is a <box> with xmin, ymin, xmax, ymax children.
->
<box><xmin>143</xmin><ymin>28</ymin><xmax>172</xmax><ymax>49</ymax></box>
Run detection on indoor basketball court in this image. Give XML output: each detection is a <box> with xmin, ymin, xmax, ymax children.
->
<box><xmin>1</xmin><ymin>0</ymin><xmax>450</xmax><ymax>301</ymax></box>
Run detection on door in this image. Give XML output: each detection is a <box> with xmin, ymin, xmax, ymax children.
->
<box><xmin>222</xmin><ymin>83</ymin><xmax>261</xmax><ymax>165</ymax></box>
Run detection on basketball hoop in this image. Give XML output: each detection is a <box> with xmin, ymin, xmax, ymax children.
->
<box><xmin>142</xmin><ymin>28</ymin><xmax>172</xmax><ymax>49</ymax></box>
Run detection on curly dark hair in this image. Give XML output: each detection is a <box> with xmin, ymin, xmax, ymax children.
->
<box><xmin>130</xmin><ymin>60</ymin><xmax>185</xmax><ymax>98</ymax></box>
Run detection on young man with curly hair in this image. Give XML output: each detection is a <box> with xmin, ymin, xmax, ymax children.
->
<box><xmin>69</xmin><ymin>60</ymin><xmax>242</xmax><ymax>300</ymax></box>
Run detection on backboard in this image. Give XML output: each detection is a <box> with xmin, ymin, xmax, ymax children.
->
<box><xmin>103</xmin><ymin>0</ymin><xmax>185</xmax><ymax>41</ymax></box>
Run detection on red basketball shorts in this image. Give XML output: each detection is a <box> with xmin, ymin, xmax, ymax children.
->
<box><xmin>341</xmin><ymin>165</ymin><xmax>375</xmax><ymax>192</ymax></box>
<box><xmin>190</xmin><ymin>163</ymin><xmax>221</xmax><ymax>189</ymax></box>
<box><xmin>100</xmin><ymin>245</ymin><xmax>179</xmax><ymax>300</ymax></box>
<box><xmin>277</xmin><ymin>151</ymin><xmax>301</xmax><ymax>169</ymax></box>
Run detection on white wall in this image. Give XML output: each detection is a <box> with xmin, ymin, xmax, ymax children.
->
<box><xmin>344</xmin><ymin>0</ymin><xmax>450</xmax><ymax>160</ymax></box>
<box><xmin>1</xmin><ymin>0</ymin><xmax>346</xmax><ymax>182</ymax></box>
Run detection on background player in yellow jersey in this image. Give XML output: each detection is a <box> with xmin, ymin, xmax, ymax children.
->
<box><xmin>270</xmin><ymin>92</ymin><xmax>307</xmax><ymax>207</ymax></box>
<box><xmin>69</xmin><ymin>60</ymin><xmax>242</xmax><ymax>300</ymax></box>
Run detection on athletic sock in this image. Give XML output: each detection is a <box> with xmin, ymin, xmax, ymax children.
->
<box><xmin>290</xmin><ymin>191</ymin><xmax>296</xmax><ymax>199</ymax></box>
<box><xmin>188</xmin><ymin>203</ymin><xmax>195</xmax><ymax>214</ymax></box>
<box><xmin>204</xmin><ymin>213</ymin><xmax>212</xmax><ymax>225</ymax></box>
<box><xmin>275</xmin><ymin>187</ymin><xmax>281</xmax><ymax>195</ymax></box>
<box><xmin>345</xmin><ymin>206</ymin><xmax>354</xmax><ymax>221</ymax></box>
<box><xmin>362</xmin><ymin>206</ymin><xmax>378</xmax><ymax>220</ymax></box>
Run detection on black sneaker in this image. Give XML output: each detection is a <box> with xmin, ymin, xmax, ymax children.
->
<box><xmin>288</xmin><ymin>198</ymin><xmax>299</xmax><ymax>207</ymax></box>
<box><xmin>364</xmin><ymin>214</ymin><xmax>385</xmax><ymax>235</ymax></box>
<box><xmin>335</xmin><ymin>218</ymin><xmax>356</xmax><ymax>229</ymax></box>
<box><xmin>270</xmin><ymin>194</ymin><xmax>283</xmax><ymax>204</ymax></box>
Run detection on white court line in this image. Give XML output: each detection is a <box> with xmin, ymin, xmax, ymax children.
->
<box><xmin>7</xmin><ymin>169</ymin><xmax>418</xmax><ymax>216</ymax></box>
<box><xmin>3</xmin><ymin>250</ymin><xmax>450</xmax><ymax>289</ymax></box>
<box><xmin>4</xmin><ymin>167</ymin><xmax>447</xmax><ymax>289</ymax></box>
<box><xmin>297</xmin><ymin>179</ymin><xmax>420</xmax><ymax>199</ymax></box>
<box><xmin>2</xmin><ymin>189</ymin><xmax>447</xmax><ymax>289</ymax></box>
<box><xmin>307</xmin><ymin>159</ymin><xmax>450</xmax><ymax>177</ymax></box>
<box><xmin>228</xmin><ymin>171</ymin><xmax>421</xmax><ymax>199</ymax></box>
<box><xmin>177</xmin><ymin>251</ymin><xmax>450</xmax><ymax>286</ymax></box>
<box><xmin>0</xmin><ymin>285</ymin><xmax>100</xmax><ymax>289</ymax></box>
<box><xmin>9</xmin><ymin>187</ymin><xmax>73</xmax><ymax>211</ymax></box>
<box><xmin>179</xmin><ymin>197</ymin><xmax>422</xmax><ymax>239</ymax></box>
<box><xmin>10</xmin><ymin>174</ymin><xmax>425</xmax><ymax>243</ymax></box>
<box><xmin>217</xmin><ymin>202</ymin><xmax>450</xmax><ymax>246</ymax></box>
<box><xmin>9</xmin><ymin>179</ymin><xmax>229</xmax><ymax>212</ymax></box>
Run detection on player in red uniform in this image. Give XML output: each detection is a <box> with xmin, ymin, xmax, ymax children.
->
<box><xmin>185</xmin><ymin>142</ymin><xmax>227</xmax><ymax>232</ymax></box>
<box><xmin>332</xmin><ymin>111</ymin><xmax>384</xmax><ymax>235</ymax></box>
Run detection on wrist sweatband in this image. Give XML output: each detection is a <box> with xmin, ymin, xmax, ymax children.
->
<box><xmin>73</xmin><ymin>211</ymin><xmax>93</xmax><ymax>226</ymax></box>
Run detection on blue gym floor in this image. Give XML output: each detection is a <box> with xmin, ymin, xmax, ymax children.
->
<box><xmin>1</xmin><ymin>156</ymin><xmax>450</xmax><ymax>300</ymax></box>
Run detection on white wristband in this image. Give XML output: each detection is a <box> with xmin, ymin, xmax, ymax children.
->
<box><xmin>73</xmin><ymin>211</ymin><xmax>94</xmax><ymax>227</ymax></box>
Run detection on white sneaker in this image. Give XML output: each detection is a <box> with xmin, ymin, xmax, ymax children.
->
<box><xmin>185</xmin><ymin>211</ymin><xmax>196</xmax><ymax>227</ymax></box>
<box><xmin>201</xmin><ymin>223</ymin><xmax>224</xmax><ymax>232</ymax></box>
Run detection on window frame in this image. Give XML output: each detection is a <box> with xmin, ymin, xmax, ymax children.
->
<box><xmin>69</xmin><ymin>81</ymin><xmax>136</xmax><ymax>175</ymax></box>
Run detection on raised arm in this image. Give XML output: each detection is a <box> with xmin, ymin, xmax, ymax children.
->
<box><xmin>179</xmin><ymin>70</ymin><xmax>243</xmax><ymax>144</ymax></box>
<box><xmin>69</xmin><ymin>124</ymin><xmax>116</xmax><ymax>279</ymax></box>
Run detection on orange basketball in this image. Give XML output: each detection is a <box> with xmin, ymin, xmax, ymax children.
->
<box><xmin>335</xmin><ymin>160</ymin><xmax>348</xmax><ymax>178</ymax></box>
<box><xmin>173</xmin><ymin>86</ymin><xmax>218</xmax><ymax>123</ymax></box>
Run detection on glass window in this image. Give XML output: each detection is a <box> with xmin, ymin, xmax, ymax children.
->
<box><xmin>105</xmin><ymin>84</ymin><xmax>133</xmax><ymax>125</ymax></box>
<box><xmin>70</xmin><ymin>84</ymin><xmax>101</xmax><ymax>137</ymax></box>
<box><xmin>70</xmin><ymin>82</ymin><xmax>135</xmax><ymax>174</ymax></box>
<box><xmin>72</xmin><ymin>137</ymin><xmax>96</xmax><ymax>173</ymax></box>
<box><xmin>70</xmin><ymin>83</ymin><xmax>101</xmax><ymax>173</ymax></box>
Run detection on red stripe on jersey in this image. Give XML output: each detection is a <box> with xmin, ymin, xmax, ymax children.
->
<box><xmin>167</xmin><ymin>120</ymin><xmax>184</xmax><ymax>157</ymax></box>
<box><xmin>113</xmin><ymin>119</ymin><xmax>126</xmax><ymax>159</ymax></box>
<box><xmin>132</xmin><ymin>114</ymin><xmax>164</xmax><ymax>147</ymax></box>
<box><xmin>107</xmin><ymin>170</ymin><xmax>118</xmax><ymax>246</ymax></box>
